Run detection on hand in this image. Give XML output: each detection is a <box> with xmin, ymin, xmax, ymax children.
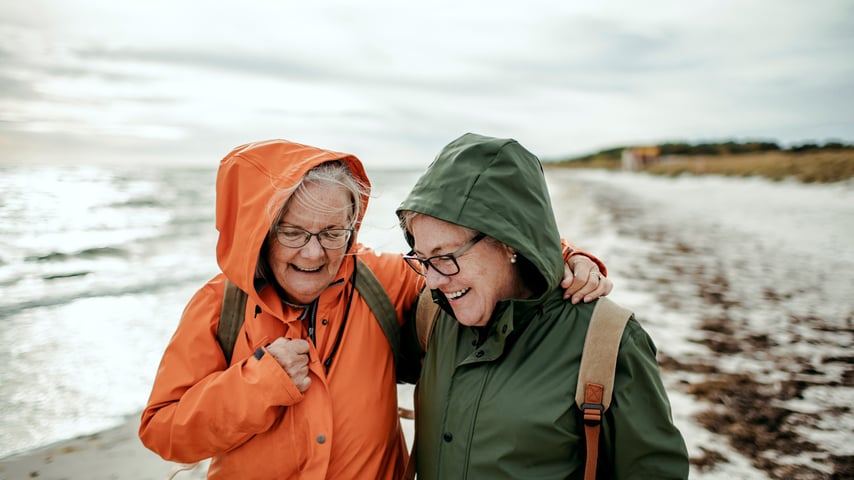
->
<box><xmin>561</xmin><ymin>256</ymin><xmax>613</xmax><ymax>304</ymax></box>
<box><xmin>266</xmin><ymin>338</ymin><xmax>312</xmax><ymax>393</ymax></box>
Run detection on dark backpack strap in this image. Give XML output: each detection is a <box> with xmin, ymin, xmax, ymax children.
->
<box><xmin>353</xmin><ymin>258</ymin><xmax>400</xmax><ymax>366</ymax></box>
<box><xmin>402</xmin><ymin>381</ymin><xmax>420</xmax><ymax>480</ymax></box>
<box><xmin>217</xmin><ymin>279</ymin><xmax>248</xmax><ymax>366</ymax></box>
<box><xmin>575</xmin><ymin>297</ymin><xmax>632</xmax><ymax>480</ymax></box>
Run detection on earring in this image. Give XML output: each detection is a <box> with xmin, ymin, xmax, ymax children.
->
<box><xmin>510</xmin><ymin>253</ymin><xmax>517</xmax><ymax>264</ymax></box>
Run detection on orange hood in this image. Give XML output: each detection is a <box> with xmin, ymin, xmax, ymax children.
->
<box><xmin>215</xmin><ymin>139</ymin><xmax>370</xmax><ymax>313</ymax></box>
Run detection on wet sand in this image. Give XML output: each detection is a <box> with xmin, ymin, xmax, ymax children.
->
<box><xmin>0</xmin><ymin>414</ymin><xmax>205</xmax><ymax>480</ymax></box>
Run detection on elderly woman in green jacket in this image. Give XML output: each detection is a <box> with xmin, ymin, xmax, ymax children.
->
<box><xmin>397</xmin><ymin>133</ymin><xmax>689</xmax><ymax>479</ymax></box>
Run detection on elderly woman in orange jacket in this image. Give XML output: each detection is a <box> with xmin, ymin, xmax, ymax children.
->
<box><xmin>138</xmin><ymin>139</ymin><xmax>611</xmax><ymax>479</ymax></box>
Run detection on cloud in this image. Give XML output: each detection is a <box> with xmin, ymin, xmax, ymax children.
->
<box><xmin>1</xmin><ymin>0</ymin><xmax>852</xmax><ymax>167</ymax></box>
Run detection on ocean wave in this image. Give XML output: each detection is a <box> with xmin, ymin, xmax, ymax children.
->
<box><xmin>107</xmin><ymin>198</ymin><xmax>163</xmax><ymax>209</ymax></box>
<box><xmin>25</xmin><ymin>246</ymin><xmax>129</xmax><ymax>263</ymax></box>
<box><xmin>42</xmin><ymin>271</ymin><xmax>91</xmax><ymax>281</ymax></box>
<box><xmin>0</xmin><ymin>272</ymin><xmax>213</xmax><ymax>319</ymax></box>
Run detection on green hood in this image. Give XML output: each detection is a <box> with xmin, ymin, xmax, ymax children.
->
<box><xmin>397</xmin><ymin>132</ymin><xmax>563</xmax><ymax>294</ymax></box>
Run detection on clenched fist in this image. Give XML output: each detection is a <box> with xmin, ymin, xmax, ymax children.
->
<box><xmin>267</xmin><ymin>338</ymin><xmax>312</xmax><ymax>393</ymax></box>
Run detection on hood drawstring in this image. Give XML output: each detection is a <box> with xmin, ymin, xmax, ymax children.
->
<box><xmin>319</xmin><ymin>267</ymin><xmax>357</xmax><ymax>373</ymax></box>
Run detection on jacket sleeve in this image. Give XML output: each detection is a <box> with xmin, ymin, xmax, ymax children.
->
<box><xmin>561</xmin><ymin>238</ymin><xmax>608</xmax><ymax>276</ymax></box>
<box><xmin>606</xmin><ymin>319</ymin><xmax>690</xmax><ymax>479</ymax></box>
<box><xmin>138</xmin><ymin>279</ymin><xmax>303</xmax><ymax>463</ymax></box>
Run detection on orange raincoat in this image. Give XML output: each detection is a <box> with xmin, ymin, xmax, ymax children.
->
<box><xmin>139</xmin><ymin>140</ymin><xmax>422</xmax><ymax>479</ymax></box>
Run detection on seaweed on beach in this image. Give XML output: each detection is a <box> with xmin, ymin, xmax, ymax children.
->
<box><xmin>598</xmin><ymin>185</ymin><xmax>854</xmax><ymax>479</ymax></box>
<box><xmin>673</xmin><ymin>276</ymin><xmax>852</xmax><ymax>479</ymax></box>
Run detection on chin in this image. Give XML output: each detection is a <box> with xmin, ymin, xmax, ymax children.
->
<box><xmin>454</xmin><ymin>312</ymin><xmax>489</xmax><ymax>328</ymax></box>
<box><xmin>282</xmin><ymin>284</ymin><xmax>323</xmax><ymax>304</ymax></box>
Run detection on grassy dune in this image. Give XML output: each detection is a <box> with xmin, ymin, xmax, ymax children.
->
<box><xmin>550</xmin><ymin>150</ymin><xmax>854</xmax><ymax>184</ymax></box>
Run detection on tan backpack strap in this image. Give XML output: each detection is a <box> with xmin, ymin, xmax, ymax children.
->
<box><xmin>398</xmin><ymin>288</ymin><xmax>440</xmax><ymax>421</ymax></box>
<box><xmin>415</xmin><ymin>288</ymin><xmax>440</xmax><ymax>351</ymax></box>
<box><xmin>575</xmin><ymin>297</ymin><xmax>632</xmax><ymax>480</ymax></box>
<box><xmin>575</xmin><ymin>298</ymin><xmax>633</xmax><ymax>408</ymax></box>
<box><xmin>217</xmin><ymin>279</ymin><xmax>248</xmax><ymax>366</ymax></box>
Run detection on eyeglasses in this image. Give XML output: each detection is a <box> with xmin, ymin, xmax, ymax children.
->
<box><xmin>403</xmin><ymin>233</ymin><xmax>485</xmax><ymax>277</ymax></box>
<box><xmin>274</xmin><ymin>225</ymin><xmax>353</xmax><ymax>249</ymax></box>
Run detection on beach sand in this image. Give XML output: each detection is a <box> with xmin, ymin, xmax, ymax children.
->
<box><xmin>0</xmin><ymin>414</ymin><xmax>203</xmax><ymax>480</ymax></box>
<box><xmin>0</xmin><ymin>389</ymin><xmax>416</xmax><ymax>480</ymax></box>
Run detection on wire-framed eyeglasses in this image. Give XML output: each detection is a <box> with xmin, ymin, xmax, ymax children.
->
<box><xmin>402</xmin><ymin>233</ymin><xmax>486</xmax><ymax>277</ymax></box>
<box><xmin>274</xmin><ymin>225</ymin><xmax>353</xmax><ymax>249</ymax></box>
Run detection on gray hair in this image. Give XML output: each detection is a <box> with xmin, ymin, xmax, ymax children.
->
<box><xmin>397</xmin><ymin>209</ymin><xmax>421</xmax><ymax>237</ymax></box>
<box><xmin>268</xmin><ymin>161</ymin><xmax>368</xmax><ymax>231</ymax></box>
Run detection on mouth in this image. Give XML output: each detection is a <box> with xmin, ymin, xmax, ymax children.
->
<box><xmin>292</xmin><ymin>264</ymin><xmax>324</xmax><ymax>273</ymax></box>
<box><xmin>445</xmin><ymin>287</ymin><xmax>470</xmax><ymax>300</ymax></box>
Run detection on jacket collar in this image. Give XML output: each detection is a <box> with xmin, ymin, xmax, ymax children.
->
<box><xmin>456</xmin><ymin>287</ymin><xmax>562</xmax><ymax>365</ymax></box>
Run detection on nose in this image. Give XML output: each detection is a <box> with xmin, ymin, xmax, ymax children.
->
<box><xmin>299</xmin><ymin>235</ymin><xmax>326</xmax><ymax>258</ymax></box>
<box><xmin>423</xmin><ymin>266</ymin><xmax>449</xmax><ymax>290</ymax></box>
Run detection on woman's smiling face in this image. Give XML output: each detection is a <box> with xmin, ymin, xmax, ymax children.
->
<box><xmin>409</xmin><ymin>215</ymin><xmax>524</xmax><ymax>327</ymax></box>
<box><xmin>267</xmin><ymin>182</ymin><xmax>352</xmax><ymax>305</ymax></box>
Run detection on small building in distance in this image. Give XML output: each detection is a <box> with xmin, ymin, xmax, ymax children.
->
<box><xmin>621</xmin><ymin>146</ymin><xmax>661</xmax><ymax>170</ymax></box>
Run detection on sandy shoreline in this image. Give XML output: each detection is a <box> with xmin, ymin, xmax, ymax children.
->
<box><xmin>0</xmin><ymin>413</ymin><xmax>205</xmax><ymax>480</ymax></box>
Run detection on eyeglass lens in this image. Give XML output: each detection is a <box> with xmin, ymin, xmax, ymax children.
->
<box><xmin>276</xmin><ymin>226</ymin><xmax>351</xmax><ymax>249</ymax></box>
<box><xmin>404</xmin><ymin>233</ymin><xmax>484</xmax><ymax>277</ymax></box>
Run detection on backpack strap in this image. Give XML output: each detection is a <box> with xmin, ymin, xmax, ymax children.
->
<box><xmin>575</xmin><ymin>297</ymin><xmax>632</xmax><ymax>480</ymax></box>
<box><xmin>415</xmin><ymin>288</ymin><xmax>440</xmax><ymax>351</ymax></box>
<box><xmin>353</xmin><ymin>258</ymin><xmax>400</xmax><ymax>366</ymax></box>
<box><xmin>398</xmin><ymin>287</ymin><xmax>441</xmax><ymax>422</ymax></box>
<box><xmin>401</xmin><ymin>289</ymin><xmax>446</xmax><ymax>479</ymax></box>
<box><xmin>401</xmin><ymin>287</ymin><xmax>434</xmax><ymax>480</ymax></box>
<box><xmin>217</xmin><ymin>279</ymin><xmax>249</xmax><ymax>366</ymax></box>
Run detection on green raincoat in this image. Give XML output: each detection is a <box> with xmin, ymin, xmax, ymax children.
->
<box><xmin>397</xmin><ymin>133</ymin><xmax>689</xmax><ymax>479</ymax></box>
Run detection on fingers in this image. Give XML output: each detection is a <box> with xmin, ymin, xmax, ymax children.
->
<box><xmin>296</xmin><ymin>376</ymin><xmax>312</xmax><ymax>393</ymax></box>
<box><xmin>562</xmin><ymin>258</ymin><xmax>596</xmax><ymax>301</ymax></box>
<box><xmin>570</xmin><ymin>269</ymin><xmax>610</xmax><ymax>304</ymax></box>
<box><xmin>597</xmin><ymin>277</ymin><xmax>614</xmax><ymax>298</ymax></box>
<box><xmin>561</xmin><ymin>265</ymin><xmax>584</xmax><ymax>299</ymax></box>
<box><xmin>266</xmin><ymin>338</ymin><xmax>312</xmax><ymax>393</ymax></box>
<box><xmin>570</xmin><ymin>269</ymin><xmax>600</xmax><ymax>304</ymax></box>
<box><xmin>577</xmin><ymin>275</ymin><xmax>612</xmax><ymax>303</ymax></box>
<box><xmin>562</xmin><ymin>255</ymin><xmax>594</xmax><ymax>288</ymax></box>
<box><xmin>562</xmin><ymin>255</ymin><xmax>614</xmax><ymax>304</ymax></box>
<box><xmin>286</xmin><ymin>338</ymin><xmax>310</xmax><ymax>354</ymax></box>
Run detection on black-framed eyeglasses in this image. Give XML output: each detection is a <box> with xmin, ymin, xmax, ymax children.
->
<box><xmin>274</xmin><ymin>225</ymin><xmax>353</xmax><ymax>249</ymax></box>
<box><xmin>403</xmin><ymin>233</ymin><xmax>485</xmax><ymax>277</ymax></box>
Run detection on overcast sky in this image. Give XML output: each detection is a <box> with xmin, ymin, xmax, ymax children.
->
<box><xmin>1</xmin><ymin>1</ymin><xmax>852</xmax><ymax>168</ymax></box>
